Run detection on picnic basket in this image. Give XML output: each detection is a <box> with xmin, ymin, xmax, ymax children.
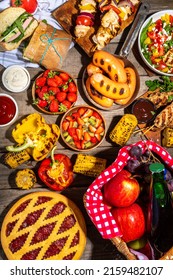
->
<box><xmin>84</xmin><ymin>140</ymin><xmax>173</xmax><ymax>260</ymax></box>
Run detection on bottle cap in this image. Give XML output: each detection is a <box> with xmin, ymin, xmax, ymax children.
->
<box><xmin>149</xmin><ymin>162</ymin><xmax>164</xmax><ymax>173</ymax></box>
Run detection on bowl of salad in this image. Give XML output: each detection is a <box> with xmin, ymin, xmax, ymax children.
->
<box><xmin>138</xmin><ymin>10</ymin><xmax>173</xmax><ymax>76</ymax></box>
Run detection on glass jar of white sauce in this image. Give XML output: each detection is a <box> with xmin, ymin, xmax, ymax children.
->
<box><xmin>2</xmin><ymin>65</ymin><xmax>31</xmax><ymax>92</ymax></box>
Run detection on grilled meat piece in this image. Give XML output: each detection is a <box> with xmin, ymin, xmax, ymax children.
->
<box><xmin>152</xmin><ymin>101</ymin><xmax>173</xmax><ymax>130</ymax></box>
<box><xmin>145</xmin><ymin>89</ymin><xmax>173</xmax><ymax>109</ymax></box>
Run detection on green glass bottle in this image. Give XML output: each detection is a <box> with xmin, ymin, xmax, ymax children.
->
<box><xmin>148</xmin><ymin>162</ymin><xmax>173</xmax><ymax>259</ymax></box>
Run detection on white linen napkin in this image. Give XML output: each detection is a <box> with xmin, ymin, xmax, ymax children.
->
<box><xmin>0</xmin><ymin>0</ymin><xmax>69</xmax><ymax>68</ymax></box>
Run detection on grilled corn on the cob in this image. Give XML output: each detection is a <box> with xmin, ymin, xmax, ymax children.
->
<box><xmin>73</xmin><ymin>154</ymin><xmax>106</xmax><ymax>177</ymax></box>
<box><xmin>4</xmin><ymin>150</ymin><xmax>30</xmax><ymax>168</ymax></box>
<box><xmin>109</xmin><ymin>114</ymin><xmax>138</xmax><ymax>146</ymax></box>
<box><xmin>162</xmin><ymin>127</ymin><xmax>173</xmax><ymax>147</ymax></box>
<box><xmin>15</xmin><ymin>169</ymin><xmax>37</xmax><ymax>189</ymax></box>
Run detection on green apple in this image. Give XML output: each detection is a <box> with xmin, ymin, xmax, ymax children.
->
<box><xmin>127</xmin><ymin>235</ymin><xmax>147</xmax><ymax>250</ymax></box>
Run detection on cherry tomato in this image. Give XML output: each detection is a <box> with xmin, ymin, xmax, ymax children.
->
<box><xmin>11</xmin><ymin>0</ymin><xmax>38</xmax><ymax>13</ymax></box>
<box><xmin>76</xmin><ymin>15</ymin><xmax>93</xmax><ymax>26</ymax></box>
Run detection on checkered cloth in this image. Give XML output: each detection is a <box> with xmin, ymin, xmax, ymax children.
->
<box><xmin>0</xmin><ymin>0</ymin><xmax>70</xmax><ymax>68</ymax></box>
<box><xmin>85</xmin><ymin>140</ymin><xmax>173</xmax><ymax>239</ymax></box>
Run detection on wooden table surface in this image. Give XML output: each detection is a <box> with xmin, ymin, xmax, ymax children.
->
<box><xmin>0</xmin><ymin>0</ymin><xmax>172</xmax><ymax>260</ymax></box>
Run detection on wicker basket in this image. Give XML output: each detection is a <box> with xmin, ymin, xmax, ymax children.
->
<box><xmin>84</xmin><ymin>140</ymin><xmax>173</xmax><ymax>260</ymax></box>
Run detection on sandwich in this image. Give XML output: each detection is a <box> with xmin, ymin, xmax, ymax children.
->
<box><xmin>0</xmin><ymin>7</ymin><xmax>38</xmax><ymax>51</ymax></box>
<box><xmin>23</xmin><ymin>21</ymin><xmax>72</xmax><ymax>70</ymax></box>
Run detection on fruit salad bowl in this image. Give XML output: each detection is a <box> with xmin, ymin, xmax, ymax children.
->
<box><xmin>32</xmin><ymin>69</ymin><xmax>78</xmax><ymax>114</ymax></box>
<box><xmin>60</xmin><ymin>105</ymin><xmax>106</xmax><ymax>151</ymax></box>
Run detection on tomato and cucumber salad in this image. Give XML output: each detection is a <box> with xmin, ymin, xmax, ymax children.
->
<box><xmin>61</xmin><ymin>107</ymin><xmax>105</xmax><ymax>150</ymax></box>
<box><xmin>140</xmin><ymin>13</ymin><xmax>173</xmax><ymax>74</ymax></box>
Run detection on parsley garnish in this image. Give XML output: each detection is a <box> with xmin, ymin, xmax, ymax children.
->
<box><xmin>145</xmin><ymin>76</ymin><xmax>173</xmax><ymax>92</ymax></box>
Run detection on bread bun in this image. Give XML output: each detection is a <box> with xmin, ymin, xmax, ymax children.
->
<box><xmin>23</xmin><ymin>21</ymin><xmax>72</xmax><ymax>69</ymax></box>
<box><xmin>0</xmin><ymin>7</ymin><xmax>38</xmax><ymax>51</ymax></box>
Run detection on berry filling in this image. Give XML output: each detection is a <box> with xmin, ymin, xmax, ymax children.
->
<box><xmin>58</xmin><ymin>215</ymin><xmax>76</xmax><ymax>233</ymax></box>
<box><xmin>45</xmin><ymin>202</ymin><xmax>66</xmax><ymax>219</ymax></box>
<box><xmin>9</xmin><ymin>233</ymin><xmax>29</xmax><ymax>253</ymax></box>
<box><xmin>21</xmin><ymin>248</ymin><xmax>42</xmax><ymax>260</ymax></box>
<box><xmin>43</xmin><ymin>237</ymin><xmax>68</xmax><ymax>259</ymax></box>
<box><xmin>19</xmin><ymin>208</ymin><xmax>45</xmax><ymax>230</ymax></box>
<box><xmin>31</xmin><ymin>222</ymin><xmax>56</xmax><ymax>244</ymax></box>
<box><xmin>12</xmin><ymin>199</ymin><xmax>31</xmax><ymax>216</ymax></box>
<box><xmin>34</xmin><ymin>196</ymin><xmax>52</xmax><ymax>206</ymax></box>
<box><xmin>6</xmin><ymin>219</ymin><xmax>18</xmax><ymax>237</ymax></box>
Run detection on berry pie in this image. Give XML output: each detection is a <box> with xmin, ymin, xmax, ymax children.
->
<box><xmin>1</xmin><ymin>192</ymin><xmax>86</xmax><ymax>260</ymax></box>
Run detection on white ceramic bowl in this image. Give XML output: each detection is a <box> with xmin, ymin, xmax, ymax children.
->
<box><xmin>2</xmin><ymin>65</ymin><xmax>31</xmax><ymax>92</ymax></box>
<box><xmin>138</xmin><ymin>10</ymin><xmax>173</xmax><ymax>76</ymax></box>
<box><xmin>0</xmin><ymin>93</ymin><xmax>18</xmax><ymax>127</ymax></box>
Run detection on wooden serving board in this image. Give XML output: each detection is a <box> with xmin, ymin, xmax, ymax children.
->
<box><xmin>52</xmin><ymin>0</ymin><xmax>140</xmax><ymax>57</ymax></box>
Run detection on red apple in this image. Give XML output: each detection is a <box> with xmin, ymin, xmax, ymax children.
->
<box><xmin>103</xmin><ymin>169</ymin><xmax>140</xmax><ymax>207</ymax></box>
<box><xmin>111</xmin><ymin>203</ymin><xmax>145</xmax><ymax>242</ymax></box>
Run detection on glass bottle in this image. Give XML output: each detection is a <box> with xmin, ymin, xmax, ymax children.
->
<box><xmin>148</xmin><ymin>162</ymin><xmax>173</xmax><ymax>259</ymax></box>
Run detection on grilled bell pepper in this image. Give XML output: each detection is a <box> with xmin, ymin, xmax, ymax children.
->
<box><xmin>6</xmin><ymin>113</ymin><xmax>60</xmax><ymax>161</ymax></box>
<box><xmin>38</xmin><ymin>146</ymin><xmax>74</xmax><ymax>191</ymax></box>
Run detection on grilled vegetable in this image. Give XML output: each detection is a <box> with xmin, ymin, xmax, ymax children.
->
<box><xmin>6</xmin><ymin>113</ymin><xmax>60</xmax><ymax>161</ymax></box>
<box><xmin>162</xmin><ymin>127</ymin><xmax>173</xmax><ymax>147</ymax></box>
<box><xmin>15</xmin><ymin>169</ymin><xmax>37</xmax><ymax>189</ymax></box>
<box><xmin>109</xmin><ymin>114</ymin><xmax>138</xmax><ymax>146</ymax></box>
<box><xmin>4</xmin><ymin>150</ymin><xmax>30</xmax><ymax>168</ymax></box>
<box><xmin>38</xmin><ymin>146</ymin><xmax>74</xmax><ymax>191</ymax></box>
<box><xmin>73</xmin><ymin>154</ymin><xmax>107</xmax><ymax>177</ymax></box>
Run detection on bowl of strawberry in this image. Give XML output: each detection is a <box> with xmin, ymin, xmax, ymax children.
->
<box><xmin>32</xmin><ymin>69</ymin><xmax>78</xmax><ymax>114</ymax></box>
<box><xmin>60</xmin><ymin>105</ymin><xmax>106</xmax><ymax>151</ymax></box>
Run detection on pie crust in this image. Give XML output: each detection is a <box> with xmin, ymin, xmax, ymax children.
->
<box><xmin>1</xmin><ymin>191</ymin><xmax>86</xmax><ymax>260</ymax></box>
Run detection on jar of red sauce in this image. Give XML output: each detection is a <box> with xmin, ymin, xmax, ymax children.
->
<box><xmin>0</xmin><ymin>94</ymin><xmax>18</xmax><ymax>127</ymax></box>
<box><xmin>132</xmin><ymin>98</ymin><xmax>155</xmax><ymax>124</ymax></box>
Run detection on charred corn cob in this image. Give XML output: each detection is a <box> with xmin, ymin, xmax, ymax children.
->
<box><xmin>73</xmin><ymin>154</ymin><xmax>107</xmax><ymax>177</ymax></box>
<box><xmin>15</xmin><ymin>169</ymin><xmax>37</xmax><ymax>189</ymax></box>
<box><xmin>109</xmin><ymin>114</ymin><xmax>138</xmax><ymax>146</ymax></box>
<box><xmin>4</xmin><ymin>150</ymin><xmax>30</xmax><ymax>168</ymax></box>
<box><xmin>162</xmin><ymin>127</ymin><xmax>173</xmax><ymax>147</ymax></box>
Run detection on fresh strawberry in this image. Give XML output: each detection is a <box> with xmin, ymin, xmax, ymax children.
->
<box><xmin>35</xmin><ymin>76</ymin><xmax>46</xmax><ymax>87</ymax></box>
<box><xmin>49</xmin><ymin>99</ymin><xmax>59</xmax><ymax>112</ymax></box>
<box><xmin>61</xmin><ymin>84</ymin><xmax>69</xmax><ymax>92</ymax></box>
<box><xmin>37</xmin><ymin>99</ymin><xmax>48</xmax><ymax>108</ymax></box>
<box><xmin>47</xmin><ymin>95</ymin><xmax>55</xmax><ymax>102</ymax></box>
<box><xmin>62</xmin><ymin>120</ymin><xmax>70</xmax><ymax>131</ymax></box>
<box><xmin>92</xmin><ymin>111</ymin><xmax>102</xmax><ymax>119</ymax></box>
<box><xmin>54</xmin><ymin>75</ymin><xmax>63</xmax><ymax>86</ymax></box>
<box><xmin>71</xmin><ymin>112</ymin><xmax>80</xmax><ymax>120</ymax></box>
<box><xmin>74</xmin><ymin>140</ymin><xmax>82</xmax><ymax>150</ymax></box>
<box><xmin>61</xmin><ymin>100</ymin><xmax>71</xmax><ymax>110</ymax></box>
<box><xmin>35</xmin><ymin>88</ymin><xmax>41</xmax><ymax>95</ymax></box>
<box><xmin>43</xmin><ymin>69</ymin><xmax>51</xmax><ymax>77</ymax></box>
<box><xmin>90</xmin><ymin>136</ymin><xmax>98</xmax><ymax>143</ymax></box>
<box><xmin>77</xmin><ymin>107</ymin><xmax>87</xmax><ymax>116</ymax></box>
<box><xmin>38</xmin><ymin>86</ymin><xmax>48</xmax><ymax>99</ymax></box>
<box><xmin>67</xmin><ymin>92</ymin><xmax>77</xmax><ymax>103</ymax></box>
<box><xmin>68</xmin><ymin>81</ymin><xmax>77</xmax><ymax>93</ymax></box>
<box><xmin>56</xmin><ymin>91</ymin><xmax>67</xmax><ymax>102</ymax></box>
<box><xmin>68</xmin><ymin>127</ymin><xmax>76</xmax><ymax>137</ymax></box>
<box><xmin>48</xmin><ymin>86</ymin><xmax>60</xmax><ymax>95</ymax></box>
<box><xmin>59</xmin><ymin>72</ymin><xmax>70</xmax><ymax>82</ymax></box>
<box><xmin>47</xmin><ymin>77</ymin><xmax>58</xmax><ymax>87</ymax></box>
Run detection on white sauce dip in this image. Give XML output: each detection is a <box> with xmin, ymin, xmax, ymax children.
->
<box><xmin>3</xmin><ymin>66</ymin><xmax>30</xmax><ymax>92</ymax></box>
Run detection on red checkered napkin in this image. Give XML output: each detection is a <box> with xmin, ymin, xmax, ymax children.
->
<box><xmin>85</xmin><ymin>140</ymin><xmax>173</xmax><ymax>239</ymax></box>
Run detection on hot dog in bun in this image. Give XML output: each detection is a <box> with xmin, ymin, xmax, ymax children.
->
<box><xmin>0</xmin><ymin>7</ymin><xmax>38</xmax><ymax>51</ymax></box>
